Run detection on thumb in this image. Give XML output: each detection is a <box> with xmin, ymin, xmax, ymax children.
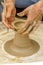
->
<box><xmin>17</xmin><ymin>7</ymin><xmax>29</xmax><ymax>17</ymax></box>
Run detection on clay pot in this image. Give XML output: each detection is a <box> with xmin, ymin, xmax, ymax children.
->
<box><xmin>4</xmin><ymin>18</ymin><xmax>40</xmax><ymax>57</ymax></box>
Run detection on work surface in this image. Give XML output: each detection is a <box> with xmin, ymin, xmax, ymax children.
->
<box><xmin>0</xmin><ymin>23</ymin><xmax>43</xmax><ymax>63</ymax></box>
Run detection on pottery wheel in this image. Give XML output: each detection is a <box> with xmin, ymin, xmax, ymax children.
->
<box><xmin>4</xmin><ymin>33</ymin><xmax>40</xmax><ymax>57</ymax></box>
<box><xmin>4</xmin><ymin>18</ymin><xmax>40</xmax><ymax>57</ymax></box>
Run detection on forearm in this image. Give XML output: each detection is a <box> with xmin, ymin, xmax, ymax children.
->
<box><xmin>5</xmin><ymin>0</ymin><xmax>16</xmax><ymax>4</ymax></box>
<box><xmin>5</xmin><ymin>0</ymin><xmax>16</xmax><ymax>18</ymax></box>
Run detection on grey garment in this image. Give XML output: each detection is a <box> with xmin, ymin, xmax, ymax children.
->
<box><xmin>15</xmin><ymin>0</ymin><xmax>38</xmax><ymax>8</ymax></box>
<box><xmin>0</xmin><ymin>0</ymin><xmax>4</xmax><ymax>2</ymax></box>
<box><xmin>32</xmin><ymin>0</ymin><xmax>39</xmax><ymax>2</ymax></box>
<box><xmin>0</xmin><ymin>4</ymin><xmax>3</xmax><ymax>21</ymax></box>
<box><xmin>15</xmin><ymin>0</ymin><xmax>33</xmax><ymax>8</ymax></box>
<box><xmin>0</xmin><ymin>0</ymin><xmax>4</xmax><ymax>21</ymax></box>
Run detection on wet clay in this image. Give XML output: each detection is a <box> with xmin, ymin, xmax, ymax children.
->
<box><xmin>4</xmin><ymin>33</ymin><xmax>40</xmax><ymax>57</ymax></box>
<box><xmin>4</xmin><ymin>18</ymin><xmax>40</xmax><ymax>57</ymax></box>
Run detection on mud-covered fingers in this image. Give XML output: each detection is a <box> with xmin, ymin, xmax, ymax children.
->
<box><xmin>10</xmin><ymin>24</ymin><xmax>18</xmax><ymax>31</ymax></box>
<box><xmin>23</xmin><ymin>21</ymin><xmax>36</xmax><ymax>35</ymax></box>
<box><xmin>2</xmin><ymin>19</ymin><xmax>17</xmax><ymax>30</ymax></box>
<box><xmin>2</xmin><ymin>12</ymin><xmax>10</xmax><ymax>28</ymax></box>
<box><xmin>22</xmin><ymin>12</ymin><xmax>42</xmax><ymax>34</ymax></box>
<box><xmin>28</xmin><ymin>14</ymin><xmax>42</xmax><ymax>34</ymax></box>
<box><xmin>2</xmin><ymin>14</ymin><xmax>17</xmax><ymax>31</ymax></box>
<box><xmin>22</xmin><ymin>18</ymin><xmax>41</xmax><ymax>35</ymax></box>
<box><xmin>25</xmin><ymin>20</ymin><xmax>41</xmax><ymax>34</ymax></box>
<box><xmin>30</xmin><ymin>20</ymin><xmax>41</xmax><ymax>34</ymax></box>
<box><xmin>2</xmin><ymin>12</ymin><xmax>12</xmax><ymax>29</ymax></box>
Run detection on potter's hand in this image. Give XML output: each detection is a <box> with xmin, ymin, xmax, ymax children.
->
<box><xmin>17</xmin><ymin>2</ymin><xmax>42</xmax><ymax>34</ymax></box>
<box><xmin>2</xmin><ymin>0</ymin><xmax>16</xmax><ymax>29</ymax></box>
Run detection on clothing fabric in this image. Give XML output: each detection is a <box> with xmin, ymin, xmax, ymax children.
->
<box><xmin>15</xmin><ymin>0</ymin><xmax>39</xmax><ymax>8</ymax></box>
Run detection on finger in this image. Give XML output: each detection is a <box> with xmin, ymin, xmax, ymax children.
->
<box><xmin>22</xmin><ymin>12</ymin><xmax>41</xmax><ymax>34</ymax></box>
<box><xmin>30</xmin><ymin>20</ymin><xmax>41</xmax><ymax>34</ymax></box>
<box><xmin>23</xmin><ymin>21</ymin><xmax>36</xmax><ymax>35</ymax></box>
<box><xmin>17</xmin><ymin>7</ymin><xmax>29</xmax><ymax>17</ymax></box>
<box><xmin>2</xmin><ymin>20</ymin><xmax>10</xmax><ymax>28</ymax></box>
<box><xmin>2</xmin><ymin>12</ymin><xmax>14</xmax><ymax>29</ymax></box>
<box><xmin>8</xmin><ymin>24</ymin><xmax>17</xmax><ymax>31</ymax></box>
<box><xmin>2</xmin><ymin>12</ymin><xmax>10</xmax><ymax>28</ymax></box>
<box><xmin>28</xmin><ymin>12</ymin><xmax>42</xmax><ymax>34</ymax></box>
<box><xmin>23</xmin><ymin>13</ymin><xmax>42</xmax><ymax>34</ymax></box>
<box><xmin>17</xmin><ymin>5</ymin><xmax>33</xmax><ymax>17</ymax></box>
<box><xmin>2</xmin><ymin>10</ymin><xmax>16</xmax><ymax>30</ymax></box>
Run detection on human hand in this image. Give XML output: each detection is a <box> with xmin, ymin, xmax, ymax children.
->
<box><xmin>17</xmin><ymin>1</ymin><xmax>42</xmax><ymax>34</ymax></box>
<box><xmin>2</xmin><ymin>0</ymin><xmax>16</xmax><ymax>29</ymax></box>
